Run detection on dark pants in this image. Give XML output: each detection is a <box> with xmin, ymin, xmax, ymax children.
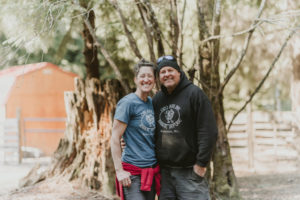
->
<box><xmin>159</xmin><ymin>167</ymin><xmax>210</xmax><ymax>200</ymax></box>
<box><xmin>123</xmin><ymin>175</ymin><xmax>156</xmax><ymax>200</ymax></box>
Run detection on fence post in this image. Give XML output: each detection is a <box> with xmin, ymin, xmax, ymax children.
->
<box><xmin>247</xmin><ymin>102</ymin><xmax>254</xmax><ymax>169</ymax></box>
<box><xmin>17</xmin><ymin>108</ymin><xmax>22</xmax><ymax>164</ymax></box>
<box><xmin>272</xmin><ymin>117</ymin><xmax>278</xmax><ymax>165</ymax></box>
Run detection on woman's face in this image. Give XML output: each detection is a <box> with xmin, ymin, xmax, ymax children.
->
<box><xmin>134</xmin><ymin>66</ymin><xmax>155</xmax><ymax>94</ymax></box>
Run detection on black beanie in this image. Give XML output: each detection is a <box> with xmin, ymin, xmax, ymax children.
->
<box><xmin>157</xmin><ymin>59</ymin><xmax>180</xmax><ymax>72</ymax></box>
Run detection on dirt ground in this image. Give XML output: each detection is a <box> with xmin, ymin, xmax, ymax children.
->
<box><xmin>238</xmin><ymin>171</ymin><xmax>300</xmax><ymax>200</ymax></box>
<box><xmin>0</xmin><ymin>158</ymin><xmax>300</xmax><ymax>200</ymax></box>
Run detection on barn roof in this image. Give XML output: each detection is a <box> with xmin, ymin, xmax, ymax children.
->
<box><xmin>0</xmin><ymin>62</ymin><xmax>76</xmax><ymax>105</ymax></box>
<box><xmin>0</xmin><ymin>62</ymin><xmax>47</xmax><ymax>78</ymax></box>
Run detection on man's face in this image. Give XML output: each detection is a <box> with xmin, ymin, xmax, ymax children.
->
<box><xmin>159</xmin><ymin>66</ymin><xmax>181</xmax><ymax>93</ymax></box>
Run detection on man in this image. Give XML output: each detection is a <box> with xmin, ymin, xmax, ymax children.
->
<box><xmin>153</xmin><ymin>55</ymin><xmax>218</xmax><ymax>200</ymax></box>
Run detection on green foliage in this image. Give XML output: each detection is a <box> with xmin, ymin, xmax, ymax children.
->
<box><xmin>0</xmin><ymin>0</ymin><xmax>298</xmax><ymax>111</ymax></box>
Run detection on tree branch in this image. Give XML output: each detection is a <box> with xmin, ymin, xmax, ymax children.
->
<box><xmin>169</xmin><ymin>0</ymin><xmax>180</xmax><ymax>58</ymax></box>
<box><xmin>178</xmin><ymin>0</ymin><xmax>187</xmax><ymax>67</ymax></box>
<box><xmin>218</xmin><ymin>0</ymin><xmax>266</xmax><ymax>95</ymax></box>
<box><xmin>141</xmin><ymin>0</ymin><xmax>165</xmax><ymax>57</ymax></box>
<box><xmin>200</xmin><ymin>21</ymin><xmax>264</xmax><ymax>44</ymax></box>
<box><xmin>210</xmin><ymin>0</ymin><xmax>222</xmax><ymax>93</ymax></box>
<box><xmin>227</xmin><ymin>28</ymin><xmax>297</xmax><ymax>132</ymax></box>
<box><xmin>197</xmin><ymin>0</ymin><xmax>212</xmax><ymax>40</ymax></box>
<box><xmin>83</xmin><ymin>14</ymin><xmax>130</xmax><ymax>93</ymax></box>
<box><xmin>110</xmin><ymin>0</ymin><xmax>143</xmax><ymax>59</ymax></box>
<box><xmin>135</xmin><ymin>0</ymin><xmax>156</xmax><ymax>63</ymax></box>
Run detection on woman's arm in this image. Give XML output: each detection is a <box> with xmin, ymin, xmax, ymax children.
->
<box><xmin>110</xmin><ymin>119</ymin><xmax>132</xmax><ymax>187</ymax></box>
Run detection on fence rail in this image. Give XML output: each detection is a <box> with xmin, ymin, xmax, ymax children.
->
<box><xmin>0</xmin><ymin>117</ymin><xmax>21</xmax><ymax>163</ymax></box>
<box><xmin>228</xmin><ymin>111</ymin><xmax>300</xmax><ymax>169</ymax></box>
<box><xmin>1</xmin><ymin>116</ymin><xmax>66</xmax><ymax>164</ymax></box>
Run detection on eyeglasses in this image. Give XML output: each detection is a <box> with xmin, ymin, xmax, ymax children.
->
<box><xmin>156</xmin><ymin>55</ymin><xmax>176</xmax><ymax>65</ymax></box>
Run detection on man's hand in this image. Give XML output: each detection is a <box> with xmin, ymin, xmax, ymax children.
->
<box><xmin>116</xmin><ymin>169</ymin><xmax>131</xmax><ymax>187</ymax></box>
<box><xmin>193</xmin><ymin>164</ymin><xmax>206</xmax><ymax>177</ymax></box>
<box><xmin>120</xmin><ymin>138</ymin><xmax>126</xmax><ymax>151</ymax></box>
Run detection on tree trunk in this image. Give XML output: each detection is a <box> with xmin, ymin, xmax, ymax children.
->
<box><xmin>199</xmin><ymin>43</ymin><xmax>239</xmax><ymax>200</ymax></box>
<box><xmin>21</xmin><ymin>78</ymin><xmax>124</xmax><ymax>196</ymax></box>
<box><xmin>292</xmin><ymin>54</ymin><xmax>300</xmax><ymax>115</ymax></box>
<box><xmin>81</xmin><ymin>7</ymin><xmax>100</xmax><ymax>79</ymax></box>
<box><xmin>197</xmin><ymin>0</ymin><xmax>239</xmax><ymax>199</ymax></box>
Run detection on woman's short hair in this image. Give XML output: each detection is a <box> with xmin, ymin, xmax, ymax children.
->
<box><xmin>134</xmin><ymin>58</ymin><xmax>156</xmax><ymax>77</ymax></box>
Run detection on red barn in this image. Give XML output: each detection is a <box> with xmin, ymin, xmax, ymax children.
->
<box><xmin>0</xmin><ymin>62</ymin><xmax>77</xmax><ymax>156</ymax></box>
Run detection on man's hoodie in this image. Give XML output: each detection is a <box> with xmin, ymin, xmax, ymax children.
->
<box><xmin>152</xmin><ymin>71</ymin><xmax>218</xmax><ymax>168</ymax></box>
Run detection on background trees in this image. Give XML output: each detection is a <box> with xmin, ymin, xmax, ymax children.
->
<box><xmin>0</xmin><ymin>0</ymin><xmax>299</xmax><ymax>199</ymax></box>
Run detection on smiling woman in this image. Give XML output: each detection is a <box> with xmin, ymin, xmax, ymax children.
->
<box><xmin>134</xmin><ymin>66</ymin><xmax>155</xmax><ymax>100</ymax></box>
<box><xmin>110</xmin><ymin>59</ymin><xmax>160</xmax><ymax>200</ymax></box>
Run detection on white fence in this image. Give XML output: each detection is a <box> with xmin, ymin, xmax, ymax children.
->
<box><xmin>0</xmin><ymin>116</ymin><xmax>66</xmax><ymax>164</ymax></box>
<box><xmin>0</xmin><ymin>118</ymin><xmax>21</xmax><ymax>163</ymax></box>
<box><xmin>228</xmin><ymin>111</ymin><xmax>300</xmax><ymax>170</ymax></box>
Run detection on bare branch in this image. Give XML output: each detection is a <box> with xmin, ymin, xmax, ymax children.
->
<box><xmin>83</xmin><ymin>15</ymin><xmax>130</xmax><ymax>93</ymax></box>
<box><xmin>110</xmin><ymin>0</ymin><xmax>143</xmax><ymax>59</ymax></box>
<box><xmin>227</xmin><ymin>28</ymin><xmax>297</xmax><ymax>132</ymax></box>
<box><xmin>200</xmin><ymin>9</ymin><xmax>300</xmax><ymax>44</ymax></box>
<box><xmin>141</xmin><ymin>0</ymin><xmax>165</xmax><ymax>57</ymax></box>
<box><xmin>135</xmin><ymin>0</ymin><xmax>156</xmax><ymax>63</ymax></box>
<box><xmin>178</xmin><ymin>0</ymin><xmax>186</xmax><ymax>67</ymax></box>
<box><xmin>218</xmin><ymin>0</ymin><xmax>266</xmax><ymax>95</ymax></box>
<box><xmin>200</xmin><ymin>21</ymin><xmax>264</xmax><ymax>44</ymax></box>
<box><xmin>169</xmin><ymin>0</ymin><xmax>180</xmax><ymax>58</ymax></box>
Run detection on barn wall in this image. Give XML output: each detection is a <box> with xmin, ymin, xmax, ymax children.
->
<box><xmin>6</xmin><ymin>64</ymin><xmax>76</xmax><ymax>155</ymax></box>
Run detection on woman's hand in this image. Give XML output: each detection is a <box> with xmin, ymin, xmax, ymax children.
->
<box><xmin>116</xmin><ymin>169</ymin><xmax>132</xmax><ymax>187</ymax></box>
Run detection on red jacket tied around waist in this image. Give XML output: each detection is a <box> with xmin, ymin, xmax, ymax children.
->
<box><xmin>116</xmin><ymin>162</ymin><xmax>161</xmax><ymax>200</ymax></box>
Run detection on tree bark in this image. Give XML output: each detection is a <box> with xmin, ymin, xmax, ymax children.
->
<box><xmin>81</xmin><ymin>6</ymin><xmax>100</xmax><ymax>79</ymax></box>
<box><xmin>292</xmin><ymin>54</ymin><xmax>300</xmax><ymax>115</ymax></box>
<box><xmin>135</xmin><ymin>0</ymin><xmax>156</xmax><ymax>63</ymax></box>
<box><xmin>198</xmin><ymin>35</ymin><xmax>239</xmax><ymax>200</ymax></box>
<box><xmin>169</xmin><ymin>0</ymin><xmax>180</xmax><ymax>58</ymax></box>
<box><xmin>139</xmin><ymin>0</ymin><xmax>165</xmax><ymax>57</ymax></box>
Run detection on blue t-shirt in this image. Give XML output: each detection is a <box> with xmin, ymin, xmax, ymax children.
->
<box><xmin>114</xmin><ymin>93</ymin><xmax>156</xmax><ymax>168</ymax></box>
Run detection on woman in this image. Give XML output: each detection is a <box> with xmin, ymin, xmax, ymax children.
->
<box><xmin>110</xmin><ymin>59</ymin><xmax>160</xmax><ymax>200</ymax></box>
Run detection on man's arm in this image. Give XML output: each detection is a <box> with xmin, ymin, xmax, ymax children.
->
<box><xmin>193</xmin><ymin>91</ymin><xmax>218</xmax><ymax>176</ymax></box>
<box><xmin>110</xmin><ymin>119</ymin><xmax>131</xmax><ymax>187</ymax></box>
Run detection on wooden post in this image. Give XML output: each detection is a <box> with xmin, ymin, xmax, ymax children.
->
<box><xmin>272</xmin><ymin>119</ymin><xmax>278</xmax><ymax>165</ymax></box>
<box><xmin>16</xmin><ymin>108</ymin><xmax>22</xmax><ymax>164</ymax></box>
<box><xmin>247</xmin><ymin>102</ymin><xmax>254</xmax><ymax>169</ymax></box>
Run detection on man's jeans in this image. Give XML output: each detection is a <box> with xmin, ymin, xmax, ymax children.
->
<box><xmin>159</xmin><ymin>167</ymin><xmax>210</xmax><ymax>200</ymax></box>
<box><xmin>123</xmin><ymin>175</ymin><xmax>156</xmax><ymax>200</ymax></box>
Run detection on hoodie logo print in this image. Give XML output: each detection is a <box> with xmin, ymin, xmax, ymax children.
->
<box><xmin>165</xmin><ymin>109</ymin><xmax>175</xmax><ymax>123</ymax></box>
<box><xmin>158</xmin><ymin>104</ymin><xmax>182</xmax><ymax>129</ymax></box>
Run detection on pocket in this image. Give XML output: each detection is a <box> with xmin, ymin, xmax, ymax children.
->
<box><xmin>190</xmin><ymin>169</ymin><xmax>203</xmax><ymax>181</ymax></box>
<box><xmin>130</xmin><ymin>175</ymin><xmax>140</xmax><ymax>181</ymax></box>
<box><xmin>161</xmin><ymin>133</ymin><xmax>191</xmax><ymax>159</ymax></box>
